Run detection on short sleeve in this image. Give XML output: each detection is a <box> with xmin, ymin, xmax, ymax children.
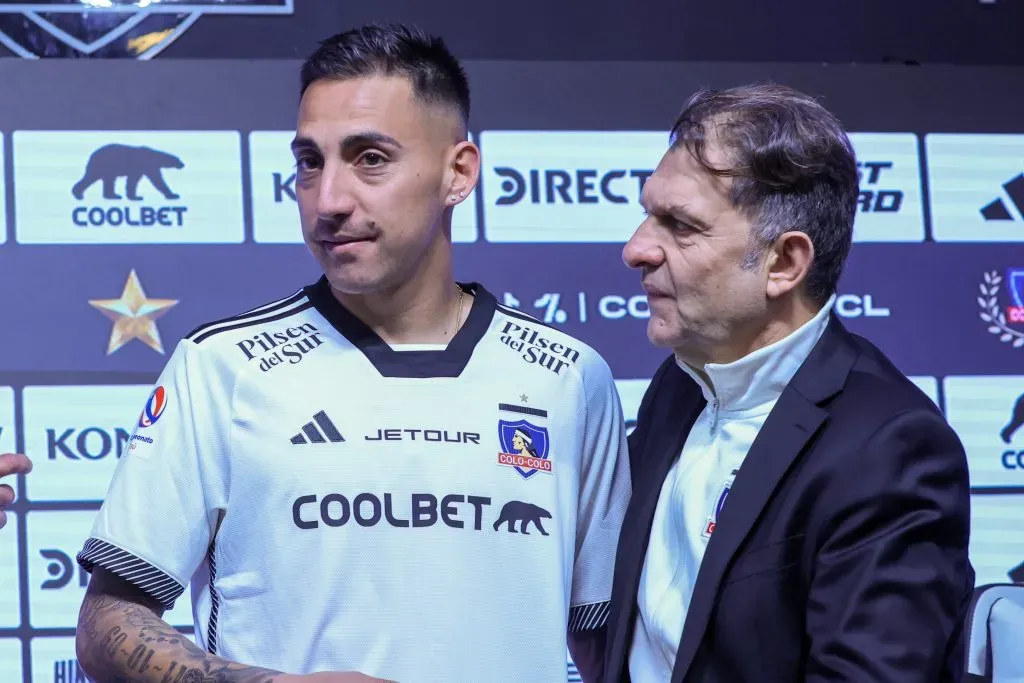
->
<box><xmin>76</xmin><ymin>338</ymin><xmax>230</xmax><ymax>611</ymax></box>
<box><xmin>568</xmin><ymin>357</ymin><xmax>631</xmax><ymax>632</ymax></box>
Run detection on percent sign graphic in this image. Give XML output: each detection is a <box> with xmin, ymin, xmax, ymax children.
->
<box><xmin>534</xmin><ymin>293</ymin><xmax>569</xmax><ymax>324</ymax></box>
<box><xmin>502</xmin><ymin>292</ymin><xmax>571</xmax><ymax>324</ymax></box>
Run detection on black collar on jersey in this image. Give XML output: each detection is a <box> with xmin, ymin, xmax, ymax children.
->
<box><xmin>304</xmin><ymin>276</ymin><xmax>497</xmax><ymax>378</ymax></box>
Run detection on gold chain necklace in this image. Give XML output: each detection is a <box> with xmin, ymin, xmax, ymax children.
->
<box><xmin>447</xmin><ymin>285</ymin><xmax>465</xmax><ymax>338</ymax></box>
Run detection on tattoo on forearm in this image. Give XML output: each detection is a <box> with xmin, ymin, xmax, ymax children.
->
<box><xmin>79</xmin><ymin>593</ymin><xmax>279</xmax><ymax>683</ymax></box>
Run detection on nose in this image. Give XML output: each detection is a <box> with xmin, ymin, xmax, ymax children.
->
<box><xmin>315</xmin><ymin>162</ymin><xmax>358</xmax><ymax>220</ymax></box>
<box><xmin>622</xmin><ymin>220</ymin><xmax>664</xmax><ymax>270</ymax></box>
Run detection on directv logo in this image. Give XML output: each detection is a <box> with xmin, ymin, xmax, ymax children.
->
<box><xmin>290</xmin><ymin>410</ymin><xmax>344</xmax><ymax>444</ymax></box>
<box><xmin>981</xmin><ymin>173</ymin><xmax>1024</xmax><ymax>221</ymax></box>
<box><xmin>480</xmin><ymin>131</ymin><xmax>666</xmax><ymax>243</ymax></box>
<box><xmin>493</xmin><ymin>167</ymin><xmax>652</xmax><ymax>206</ymax></box>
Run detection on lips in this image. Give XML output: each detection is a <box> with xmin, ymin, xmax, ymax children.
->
<box><xmin>319</xmin><ymin>235</ymin><xmax>376</xmax><ymax>252</ymax></box>
<box><xmin>321</xmin><ymin>234</ymin><xmax>374</xmax><ymax>245</ymax></box>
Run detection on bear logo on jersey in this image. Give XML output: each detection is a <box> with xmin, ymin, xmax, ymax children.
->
<box><xmin>497</xmin><ymin>420</ymin><xmax>553</xmax><ymax>479</ymax></box>
<box><xmin>138</xmin><ymin>385</ymin><xmax>168</xmax><ymax>429</ymax></box>
<box><xmin>493</xmin><ymin>500</ymin><xmax>551</xmax><ymax>535</ymax></box>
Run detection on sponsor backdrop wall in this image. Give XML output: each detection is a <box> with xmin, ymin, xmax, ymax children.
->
<box><xmin>0</xmin><ymin>58</ymin><xmax>1023</xmax><ymax>682</ymax></box>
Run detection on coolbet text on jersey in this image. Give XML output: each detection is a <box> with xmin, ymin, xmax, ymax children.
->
<box><xmin>75</xmin><ymin>278</ymin><xmax>631</xmax><ymax>683</ymax></box>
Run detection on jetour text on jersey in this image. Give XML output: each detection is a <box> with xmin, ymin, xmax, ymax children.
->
<box><xmin>364</xmin><ymin>428</ymin><xmax>480</xmax><ymax>443</ymax></box>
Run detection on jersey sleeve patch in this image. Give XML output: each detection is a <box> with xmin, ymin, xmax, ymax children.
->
<box><xmin>76</xmin><ymin>537</ymin><xmax>186</xmax><ymax>611</ymax></box>
<box><xmin>568</xmin><ymin>600</ymin><xmax>610</xmax><ymax>632</ymax></box>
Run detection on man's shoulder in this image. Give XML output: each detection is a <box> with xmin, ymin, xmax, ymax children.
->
<box><xmin>808</xmin><ymin>326</ymin><xmax>963</xmax><ymax>474</ymax></box>
<box><xmin>833</xmin><ymin>329</ymin><xmax>945</xmax><ymax>424</ymax></box>
<box><xmin>174</xmin><ymin>283</ymin><xmax>322</xmax><ymax>368</ymax></box>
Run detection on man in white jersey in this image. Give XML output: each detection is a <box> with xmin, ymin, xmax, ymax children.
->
<box><xmin>74</xmin><ymin>23</ymin><xmax>629</xmax><ymax>683</ymax></box>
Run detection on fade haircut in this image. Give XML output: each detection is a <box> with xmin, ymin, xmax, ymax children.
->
<box><xmin>669</xmin><ymin>83</ymin><xmax>859</xmax><ymax>305</ymax></box>
<box><xmin>300</xmin><ymin>23</ymin><xmax>471</xmax><ymax>132</ymax></box>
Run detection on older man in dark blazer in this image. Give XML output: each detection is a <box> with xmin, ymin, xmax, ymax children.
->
<box><xmin>603</xmin><ymin>84</ymin><xmax>974</xmax><ymax>682</ymax></box>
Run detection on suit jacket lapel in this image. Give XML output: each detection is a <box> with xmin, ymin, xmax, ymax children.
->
<box><xmin>607</xmin><ymin>363</ymin><xmax>705</xmax><ymax>682</ymax></box>
<box><xmin>669</xmin><ymin>314</ymin><xmax>858</xmax><ymax>683</ymax></box>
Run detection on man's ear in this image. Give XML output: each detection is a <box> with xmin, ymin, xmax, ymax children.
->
<box><xmin>445</xmin><ymin>139</ymin><xmax>480</xmax><ymax>207</ymax></box>
<box><xmin>764</xmin><ymin>231</ymin><xmax>814</xmax><ymax>300</ymax></box>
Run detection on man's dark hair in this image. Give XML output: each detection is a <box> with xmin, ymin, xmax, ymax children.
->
<box><xmin>669</xmin><ymin>83</ymin><xmax>859</xmax><ymax>305</ymax></box>
<box><xmin>300</xmin><ymin>23</ymin><xmax>470</xmax><ymax>129</ymax></box>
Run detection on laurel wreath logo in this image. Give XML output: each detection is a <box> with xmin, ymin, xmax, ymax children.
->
<box><xmin>979</xmin><ymin>270</ymin><xmax>1024</xmax><ymax>349</ymax></box>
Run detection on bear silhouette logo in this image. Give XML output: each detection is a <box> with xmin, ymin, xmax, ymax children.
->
<box><xmin>71</xmin><ymin>143</ymin><xmax>185</xmax><ymax>201</ymax></box>
<box><xmin>1002</xmin><ymin>392</ymin><xmax>1024</xmax><ymax>444</ymax></box>
<box><xmin>493</xmin><ymin>500</ymin><xmax>551</xmax><ymax>536</ymax></box>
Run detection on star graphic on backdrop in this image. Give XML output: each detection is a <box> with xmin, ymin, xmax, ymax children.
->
<box><xmin>89</xmin><ymin>269</ymin><xmax>178</xmax><ymax>355</ymax></box>
<box><xmin>520</xmin><ymin>394</ymin><xmax>529</xmax><ymax>403</ymax></box>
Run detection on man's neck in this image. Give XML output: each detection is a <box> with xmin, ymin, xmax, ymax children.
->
<box><xmin>677</xmin><ymin>294</ymin><xmax>825</xmax><ymax>368</ymax></box>
<box><xmin>330</xmin><ymin>243</ymin><xmax>468</xmax><ymax>346</ymax></box>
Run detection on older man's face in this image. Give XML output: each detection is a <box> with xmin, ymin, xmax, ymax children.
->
<box><xmin>622</xmin><ymin>135</ymin><xmax>770</xmax><ymax>366</ymax></box>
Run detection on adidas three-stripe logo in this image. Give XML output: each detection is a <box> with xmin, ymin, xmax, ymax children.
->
<box><xmin>290</xmin><ymin>410</ymin><xmax>345</xmax><ymax>444</ymax></box>
<box><xmin>981</xmin><ymin>173</ymin><xmax>1024</xmax><ymax>221</ymax></box>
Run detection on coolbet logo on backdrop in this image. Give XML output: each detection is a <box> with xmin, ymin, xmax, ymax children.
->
<box><xmin>480</xmin><ymin>131</ymin><xmax>665</xmax><ymax>243</ymax></box>
<box><xmin>846</xmin><ymin>133</ymin><xmax>926</xmax><ymax>242</ymax></box>
<box><xmin>496</xmin><ymin>402</ymin><xmax>553</xmax><ymax>479</ymax></box>
<box><xmin>943</xmin><ymin>377</ymin><xmax>1024</xmax><ymax>489</ymax></box>
<box><xmin>13</xmin><ymin>131</ymin><xmax>244</xmax><ymax>244</ymax></box>
<box><xmin>0</xmin><ymin>1</ymin><xmax>293</xmax><ymax>59</ymax></box>
<box><xmin>977</xmin><ymin>269</ymin><xmax>1024</xmax><ymax>350</ymax></box>
<box><xmin>88</xmin><ymin>269</ymin><xmax>178</xmax><ymax>356</ymax></box>
<box><xmin>21</xmin><ymin>385</ymin><xmax>156</xmax><ymax>503</ymax></box>
<box><xmin>925</xmin><ymin>134</ymin><xmax>1024</xmax><ymax>242</ymax></box>
<box><xmin>247</xmin><ymin>131</ymin><xmax>479</xmax><ymax>244</ymax></box>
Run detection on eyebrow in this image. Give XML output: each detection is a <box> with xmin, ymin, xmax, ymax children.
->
<box><xmin>670</xmin><ymin>204</ymin><xmax>711</xmax><ymax>231</ymax></box>
<box><xmin>646</xmin><ymin>198</ymin><xmax>712</xmax><ymax>232</ymax></box>
<box><xmin>290</xmin><ymin>131</ymin><xmax>403</xmax><ymax>155</ymax></box>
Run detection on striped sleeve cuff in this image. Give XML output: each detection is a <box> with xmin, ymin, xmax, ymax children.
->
<box><xmin>568</xmin><ymin>600</ymin><xmax>610</xmax><ymax>632</ymax></box>
<box><xmin>76</xmin><ymin>538</ymin><xmax>186</xmax><ymax>611</ymax></box>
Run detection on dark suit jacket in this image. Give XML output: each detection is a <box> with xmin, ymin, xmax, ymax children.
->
<box><xmin>604</xmin><ymin>314</ymin><xmax>975</xmax><ymax>683</ymax></box>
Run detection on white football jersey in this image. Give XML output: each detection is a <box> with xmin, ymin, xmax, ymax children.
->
<box><xmin>77</xmin><ymin>277</ymin><xmax>631</xmax><ymax>683</ymax></box>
